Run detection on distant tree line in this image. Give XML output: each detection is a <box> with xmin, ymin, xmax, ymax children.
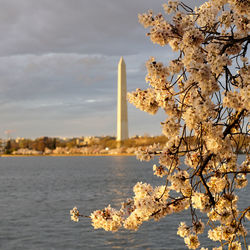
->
<box><xmin>4</xmin><ymin>137</ymin><xmax>75</xmax><ymax>154</ymax></box>
<box><xmin>2</xmin><ymin>135</ymin><xmax>248</xmax><ymax>155</ymax></box>
<box><xmin>2</xmin><ymin>135</ymin><xmax>170</xmax><ymax>154</ymax></box>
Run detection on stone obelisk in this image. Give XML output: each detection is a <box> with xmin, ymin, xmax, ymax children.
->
<box><xmin>117</xmin><ymin>57</ymin><xmax>128</xmax><ymax>141</ymax></box>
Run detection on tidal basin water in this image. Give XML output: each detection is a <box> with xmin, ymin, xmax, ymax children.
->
<box><xmin>0</xmin><ymin>155</ymin><xmax>249</xmax><ymax>250</ymax></box>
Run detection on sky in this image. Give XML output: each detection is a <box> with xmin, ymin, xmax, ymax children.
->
<box><xmin>0</xmin><ymin>0</ymin><xmax>201</xmax><ymax>139</ymax></box>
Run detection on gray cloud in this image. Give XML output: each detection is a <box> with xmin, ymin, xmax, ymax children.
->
<box><xmin>0</xmin><ymin>0</ymin><xmax>201</xmax><ymax>138</ymax></box>
<box><xmin>0</xmin><ymin>0</ymin><xmax>169</xmax><ymax>56</ymax></box>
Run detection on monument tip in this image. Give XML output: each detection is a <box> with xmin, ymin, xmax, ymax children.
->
<box><xmin>119</xmin><ymin>56</ymin><xmax>125</xmax><ymax>64</ymax></box>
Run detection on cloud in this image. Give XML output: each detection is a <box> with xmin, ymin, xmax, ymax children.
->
<box><xmin>0</xmin><ymin>0</ymin><xmax>169</xmax><ymax>56</ymax></box>
<box><xmin>0</xmin><ymin>50</ymin><xmax>177</xmax><ymax>138</ymax></box>
<box><xmin>0</xmin><ymin>0</ymin><xmax>204</xmax><ymax>138</ymax></box>
<box><xmin>0</xmin><ymin>53</ymin><xmax>112</xmax><ymax>102</ymax></box>
<box><xmin>0</xmin><ymin>0</ymin><xmax>204</xmax><ymax>57</ymax></box>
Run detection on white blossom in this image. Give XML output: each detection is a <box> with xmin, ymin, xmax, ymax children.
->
<box><xmin>72</xmin><ymin>1</ymin><xmax>250</xmax><ymax>248</ymax></box>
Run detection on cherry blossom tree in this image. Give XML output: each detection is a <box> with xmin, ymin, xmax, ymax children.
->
<box><xmin>71</xmin><ymin>0</ymin><xmax>249</xmax><ymax>249</ymax></box>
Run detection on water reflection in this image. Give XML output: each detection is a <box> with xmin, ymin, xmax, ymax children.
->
<box><xmin>100</xmin><ymin>156</ymin><xmax>162</xmax><ymax>249</ymax></box>
<box><xmin>103</xmin><ymin>156</ymin><xmax>136</xmax><ymax>206</ymax></box>
<box><xmin>1</xmin><ymin>156</ymin><xmax>248</xmax><ymax>249</ymax></box>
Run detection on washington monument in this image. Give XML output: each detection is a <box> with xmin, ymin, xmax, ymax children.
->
<box><xmin>117</xmin><ymin>57</ymin><xmax>128</xmax><ymax>141</ymax></box>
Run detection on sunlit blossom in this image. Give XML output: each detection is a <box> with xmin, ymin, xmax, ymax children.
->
<box><xmin>72</xmin><ymin>0</ymin><xmax>249</xmax><ymax>249</ymax></box>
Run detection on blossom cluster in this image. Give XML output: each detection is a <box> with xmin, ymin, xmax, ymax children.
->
<box><xmin>72</xmin><ymin>0</ymin><xmax>249</xmax><ymax>249</ymax></box>
<box><xmin>89</xmin><ymin>182</ymin><xmax>177</xmax><ymax>231</ymax></box>
<box><xmin>70</xmin><ymin>207</ymin><xmax>80</xmax><ymax>222</ymax></box>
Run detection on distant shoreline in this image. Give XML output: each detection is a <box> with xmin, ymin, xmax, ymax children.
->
<box><xmin>1</xmin><ymin>152</ymin><xmax>245</xmax><ymax>158</ymax></box>
<box><xmin>1</xmin><ymin>153</ymin><xmax>135</xmax><ymax>157</ymax></box>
